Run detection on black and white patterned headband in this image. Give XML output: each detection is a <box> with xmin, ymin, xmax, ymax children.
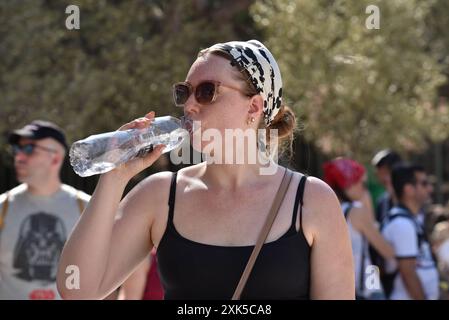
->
<box><xmin>208</xmin><ymin>40</ymin><xmax>283</xmax><ymax>126</ymax></box>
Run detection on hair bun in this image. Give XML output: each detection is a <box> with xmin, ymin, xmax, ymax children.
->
<box><xmin>268</xmin><ymin>105</ymin><xmax>296</xmax><ymax>140</ymax></box>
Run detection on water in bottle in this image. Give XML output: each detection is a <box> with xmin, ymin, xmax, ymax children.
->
<box><xmin>69</xmin><ymin>116</ymin><xmax>189</xmax><ymax>177</ymax></box>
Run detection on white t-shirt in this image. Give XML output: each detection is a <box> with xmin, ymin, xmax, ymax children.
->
<box><xmin>342</xmin><ymin>201</ymin><xmax>376</xmax><ymax>298</ymax></box>
<box><xmin>382</xmin><ymin>206</ymin><xmax>439</xmax><ymax>300</ymax></box>
<box><xmin>0</xmin><ymin>184</ymin><xmax>90</xmax><ymax>300</ymax></box>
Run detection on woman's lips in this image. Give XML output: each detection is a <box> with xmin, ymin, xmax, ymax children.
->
<box><xmin>181</xmin><ymin>116</ymin><xmax>193</xmax><ymax>134</ymax></box>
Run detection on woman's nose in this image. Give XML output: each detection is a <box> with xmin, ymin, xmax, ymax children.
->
<box><xmin>183</xmin><ymin>94</ymin><xmax>200</xmax><ymax>116</ymax></box>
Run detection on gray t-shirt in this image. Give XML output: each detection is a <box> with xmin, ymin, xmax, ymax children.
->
<box><xmin>0</xmin><ymin>184</ymin><xmax>90</xmax><ymax>300</ymax></box>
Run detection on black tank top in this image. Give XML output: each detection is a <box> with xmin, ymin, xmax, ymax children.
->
<box><xmin>156</xmin><ymin>171</ymin><xmax>311</xmax><ymax>299</ymax></box>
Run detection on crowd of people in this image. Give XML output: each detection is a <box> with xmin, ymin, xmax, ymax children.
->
<box><xmin>1</xmin><ymin>39</ymin><xmax>448</xmax><ymax>300</ymax></box>
<box><xmin>323</xmin><ymin>152</ymin><xmax>449</xmax><ymax>300</ymax></box>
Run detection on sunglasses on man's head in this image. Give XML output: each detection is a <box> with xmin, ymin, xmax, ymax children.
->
<box><xmin>11</xmin><ymin>143</ymin><xmax>57</xmax><ymax>156</ymax></box>
<box><xmin>172</xmin><ymin>80</ymin><xmax>247</xmax><ymax>107</ymax></box>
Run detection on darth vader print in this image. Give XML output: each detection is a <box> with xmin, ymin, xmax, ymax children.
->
<box><xmin>13</xmin><ymin>212</ymin><xmax>66</xmax><ymax>282</ymax></box>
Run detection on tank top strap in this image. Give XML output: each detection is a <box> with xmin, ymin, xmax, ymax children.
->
<box><xmin>291</xmin><ymin>174</ymin><xmax>307</xmax><ymax>233</ymax></box>
<box><xmin>167</xmin><ymin>171</ymin><xmax>178</xmax><ymax>223</ymax></box>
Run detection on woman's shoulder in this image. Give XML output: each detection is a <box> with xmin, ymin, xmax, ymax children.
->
<box><xmin>301</xmin><ymin>175</ymin><xmax>337</xmax><ymax>204</ymax></box>
<box><xmin>139</xmin><ymin>170</ymin><xmax>174</xmax><ymax>188</ymax></box>
<box><xmin>278</xmin><ymin>167</ymin><xmax>334</xmax><ymax>201</ymax></box>
<box><xmin>123</xmin><ymin>171</ymin><xmax>175</xmax><ymax>209</ymax></box>
<box><xmin>177</xmin><ymin>162</ymin><xmax>206</xmax><ymax>178</ymax></box>
<box><xmin>286</xmin><ymin>171</ymin><xmax>341</xmax><ymax>217</ymax></box>
<box><xmin>300</xmin><ymin>175</ymin><xmax>345</xmax><ymax>230</ymax></box>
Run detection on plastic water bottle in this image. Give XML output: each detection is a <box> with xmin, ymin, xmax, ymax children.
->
<box><xmin>69</xmin><ymin>116</ymin><xmax>189</xmax><ymax>177</ymax></box>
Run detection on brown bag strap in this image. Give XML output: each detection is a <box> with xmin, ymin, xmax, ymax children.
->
<box><xmin>0</xmin><ymin>192</ymin><xmax>10</xmax><ymax>231</ymax></box>
<box><xmin>76</xmin><ymin>191</ymin><xmax>85</xmax><ymax>215</ymax></box>
<box><xmin>231</xmin><ymin>168</ymin><xmax>294</xmax><ymax>300</ymax></box>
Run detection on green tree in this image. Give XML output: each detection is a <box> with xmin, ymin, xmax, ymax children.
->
<box><xmin>251</xmin><ymin>0</ymin><xmax>449</xmax><ymax>162</ymax></box>
<box><xmin>0</xmin><ymin>0</ymin><xmax>256</xmax><ymax>154</ymax></box>
<box><xmin>0</xmin><ymin>0</ymin><xmax>259</xmax><ymax>192</ymax></box>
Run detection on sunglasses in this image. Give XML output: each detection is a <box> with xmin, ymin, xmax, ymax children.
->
<box><xmin>416</xmin><ymin>179</ymin><xmax>430</xmax><ymax>187</ymax></box>
<box><xmin>11</xmin><ymin>143</ymin><xmax>57</xmax><ymax>156</ymax></box>
<box><xmin>173</xmin><ymin>80</ymin><xmax>247</xmax><ymax>107</ymax></box>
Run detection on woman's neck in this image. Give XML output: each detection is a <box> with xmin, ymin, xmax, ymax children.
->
<box><xmin>200</xmin><ymin>161</ymin><xmax>282</xmax><ymax>192</ymax></box>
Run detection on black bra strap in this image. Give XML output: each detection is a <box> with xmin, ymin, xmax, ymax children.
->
<box><xmin>168</xmin><ymin>172</ymin><xmax>178</xmax><ymax>222</ymax></box>
<box><xmin>291</xmin><ymin>175</ymin><xmax>307</xmax><ymax>232</ymax></box>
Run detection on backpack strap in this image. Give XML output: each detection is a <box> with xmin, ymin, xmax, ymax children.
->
<box><xmin>76</xmin><ymin>191</ymin><xmax>85</xmax><ymax>214</ymax></box>
<box><xmin>359</xmin><ymin>237</ymin><xmax>367</xmax><ymax>295</ymax></box>
<box><xmin>380</xmin><ymin>210</ymin><xmax>431</xmax><ymax>299</ymax></box>
<box><xmin>343</xmin><ymin>203</ymin><xmax>353</xmax><ymax>220</ymax></box>
<box><xmin>390</xmin><ymin>212</ymin><xmax>438</xmax><ymax>268</ymax></box>
<box><xmin>387</xmin><ymin>213</ymin><xmax>424</xmax><ymax>248</ymax></box>
<box><xmin>0</xmin><ymin>192</ymin><xmax>10</xmax><ymax>231</ymax></box>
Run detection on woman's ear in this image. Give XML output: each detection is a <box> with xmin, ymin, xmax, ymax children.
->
<box><xmin>248</xmin><ymin>95</ymin><xmax>264</xmax><ymax>119</ymax></box>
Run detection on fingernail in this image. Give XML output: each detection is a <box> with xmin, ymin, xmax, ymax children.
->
<box><xmin>145</xmin><ymin>112</ymin><xmax>155</xmax><ymax>119</ymax></box>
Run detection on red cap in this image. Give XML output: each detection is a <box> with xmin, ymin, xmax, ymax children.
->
<box><xmin>323</xmin><ymin>158</ymin><xmax>366</xmax><ymax>190</ymax></box>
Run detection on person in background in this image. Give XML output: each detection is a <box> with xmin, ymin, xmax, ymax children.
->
<box><xmin>381</xmin><ymin>163</ymin><xmax>439</xmax><ymax>300</ymax></box>
<box><xmin>371</xmin><ymin>149</ymin><xmax>402</xmax><ymax>224</ymax></box>
<box><xmin>0</xmin><ymin>121</ymin><xmax>90</xmax><ymax>300</ymax></box>
<box><xmin>431</xmin><ymin>221</ymin><xmax>449</xmax><ymax>299</ymax></box>
<box><xmin>142</xmin><ymin>249</ymin><xmax>164</xmax><ymax>300</ymax></box>
<box><xmin>323</xmin><ymin>157</ymin><xmax>395</xmax><ymax>299</ymax></box>
<box><xmin>118</xmin><ymin>250</ymin><xmax>165</xmax><ymax>300</ymax></box>
<box><xmin>118</xmin><ymin>256</ymin><xmax>151</xmax><ymax>299</ymax></box>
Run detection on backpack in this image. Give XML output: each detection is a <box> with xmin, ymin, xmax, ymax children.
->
<box><xmin>368</xmin><ymin>194</ymin><xmax>394</xmax><ymax>273</ymax></box>
<box><xmin>378</xmin><ymin>209</ymin><xmax>425</xmax><ymax>299</ymax></box>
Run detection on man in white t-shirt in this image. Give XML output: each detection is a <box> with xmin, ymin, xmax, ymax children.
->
<box><xmin>0</xmin><ymin>121</ymin><xmax>91</xmax><ymax>300</ymax></box>
<box><xmin>382</xmin><ymin>163</ymin><xmax>439</xmax><ymax>300</ymax></box>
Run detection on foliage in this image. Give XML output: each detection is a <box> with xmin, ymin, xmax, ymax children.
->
<box><xmin>251</xmin><ymin>0</ymin><xmax>449</xmax><ymax>161</ymax></box>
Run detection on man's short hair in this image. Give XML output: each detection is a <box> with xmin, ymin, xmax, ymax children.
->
<box><xmin>372</xmin><ymin>149</ymin><xmax>402</xmax><ymax>169</ymax></box>
<box><xmin>391</xmin><ymin>163</ymin><xmax>425</xmax><ymax>200</ymax></box>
